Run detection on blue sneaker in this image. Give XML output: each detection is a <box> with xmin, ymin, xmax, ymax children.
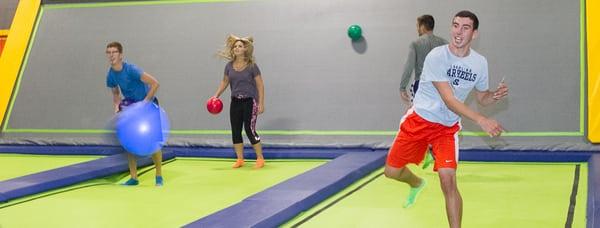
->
<box><xmin>122</xmin><ymin>178</ymin><xmax>139</xmax><ymax>186</ymax></box>
<box><xmin>155</xmin><ymin>176</ymin><xmax>163</xmax><ymax>186</ymax></box>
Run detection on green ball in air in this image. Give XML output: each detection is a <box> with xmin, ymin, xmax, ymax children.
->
<box><xmin>347</xmin><ymin>24</ymin><xmax>362</xmax><ymax>41</ymax></box>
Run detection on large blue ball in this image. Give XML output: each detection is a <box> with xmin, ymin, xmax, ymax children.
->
<box><xmin>115</xmin><ymin>101</ymin><xmax>170</xmax><ymax>156</ymax></box>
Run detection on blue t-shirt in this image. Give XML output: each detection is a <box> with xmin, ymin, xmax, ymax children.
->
<box><xmin>413</xmin><ymin>45</ymin><xmax>489</xmax><ymax>126</ymax></box>
<box><xmin>106</xmin><ymin>62</ymin><xmax>148</xmax><ymax>102</ymax></box>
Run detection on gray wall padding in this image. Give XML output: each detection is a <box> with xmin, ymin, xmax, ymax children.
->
<box><xmin>0</xmin><ymin>0</ymin><xmax>18</xmax><ymax>30</ymax></box>
<box><xmin>2</xmin><ymin>0</ymin><xmax>591</xmax><ymax>150</ymax></box>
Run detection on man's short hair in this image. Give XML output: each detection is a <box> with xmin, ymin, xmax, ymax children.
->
<box><xmin>106</xmin><ymin>41</ymin><xmax>123</xmax><ymax>53</ymax></box>
<box><xmin>454</xmin><ymin>10</ymin><xmax>479</xmax><ymax>30</ymax></box>
<box><xmin>417</xmin><ymin>14</ymin><xmax>435</xmax><ymax>31</ymax></box>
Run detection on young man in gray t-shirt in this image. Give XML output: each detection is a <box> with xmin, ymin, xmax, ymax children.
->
<box><xmin>399</xmin><ymin>14</ymin><xmax>448</xmax><ymax>103</ymax></box>
<box><xmin>399</xmin><ymin>15</ymin><xmax>447</xmax><ymax>170</ymax></box>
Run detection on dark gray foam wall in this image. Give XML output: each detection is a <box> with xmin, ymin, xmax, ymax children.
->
<box><xmin>2</xmin><ymin>0</ymin><xmax>587</xmax><ymax>150</ymax></box>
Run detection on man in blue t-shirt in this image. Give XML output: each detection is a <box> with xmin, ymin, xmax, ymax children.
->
<box><xmin>106</xmin><ymin>41</ymin><xmax>164</xmax><ymax>186</ymax></box>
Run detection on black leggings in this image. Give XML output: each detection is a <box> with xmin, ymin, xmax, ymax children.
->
<box><xmin>230</xmin><ymin>97</ymin><xmax>260</xmax><ymax>144</ymax></box>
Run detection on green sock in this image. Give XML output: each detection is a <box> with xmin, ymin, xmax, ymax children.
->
<box><xmin>422</xmin><ymin>151</ymin><xmax>434</xmax><ymax>169</ymax></box>
<box><xmin>404</xmin><ymin>178</ymin><xmax>427</xmax><ymax>208</ymax></box>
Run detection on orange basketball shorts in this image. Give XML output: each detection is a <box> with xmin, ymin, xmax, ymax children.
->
<box><xmin>386</xmin><ymin>109</ymin><xmax>461</xmax><ymax>171</ymax></box>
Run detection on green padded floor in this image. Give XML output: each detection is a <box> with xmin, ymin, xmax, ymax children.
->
<box><xmin>0</xmin><ymin>157</ymin><xmax>326</xmax><ymax>228</ymax></box>
<box><xmin>284</xmin><ymin>162</ymin><xmax>587</xmax><ymax>228</ymax></box>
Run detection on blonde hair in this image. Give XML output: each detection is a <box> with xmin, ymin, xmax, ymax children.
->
<box><xmin>217</xmin><ymin>34</ymin><xmax>255</xmax><ymax>66</ymax></box>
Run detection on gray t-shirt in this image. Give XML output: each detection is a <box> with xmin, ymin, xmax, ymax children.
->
<box><xmin>224</xmin><ymin>62</ymin><xmax>261</xmax><ymax>99</ymax></box>
<box><xmin>399</xmin><ymin>33</ymin><xmax>448</xmax><ymax>91</ymax></box>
